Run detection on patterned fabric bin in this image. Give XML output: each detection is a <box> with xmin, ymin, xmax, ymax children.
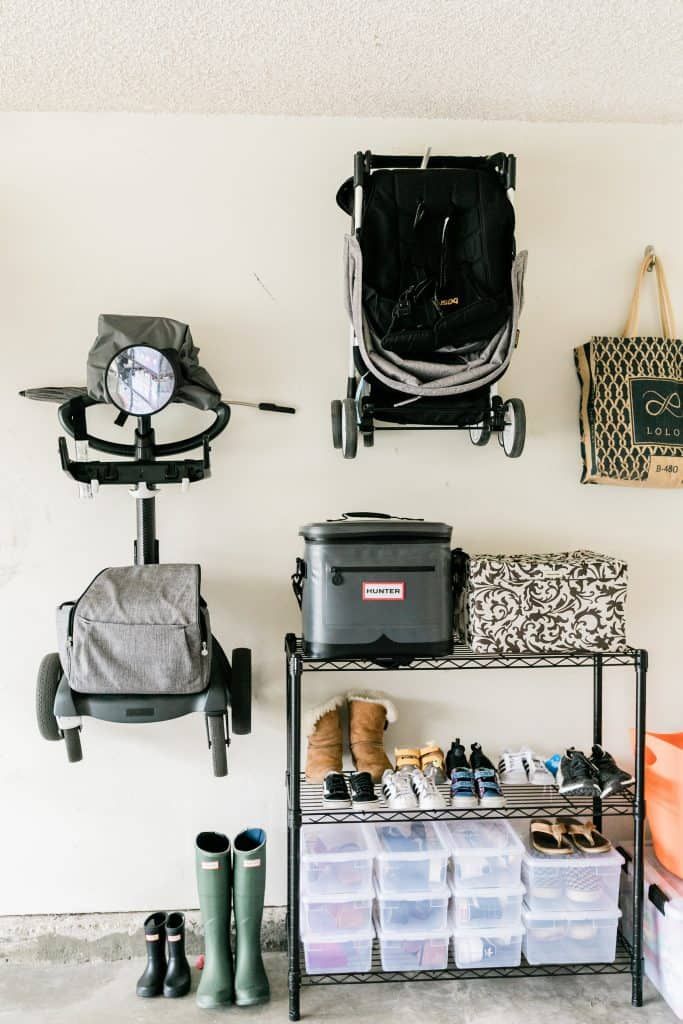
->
<box><xmin>461</xmin><ymin>551</ymin><xmax>628</xmax><ymax>654</ymax></box>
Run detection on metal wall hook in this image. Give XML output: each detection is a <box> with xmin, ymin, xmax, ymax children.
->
<box><xmin>644</xmin><ymin>245</ymin><xmax>656</xmax><ymax>271</ymax></box>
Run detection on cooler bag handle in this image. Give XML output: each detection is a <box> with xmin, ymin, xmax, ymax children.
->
<box><xmin>622</xmin><ymin>247</ymin><xmax>676</xmax><ymax>339</ymax></box>
<box><xmin>291</xmin><ymin>558</ymin><xmax>306</xmax><ymax>609</ymax></box>
<box><xmin>335</xmin><ymin>512</ymin><xmax>424</xmax><ymax>521</ymax></box>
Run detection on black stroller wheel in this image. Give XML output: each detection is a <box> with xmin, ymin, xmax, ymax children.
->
<box><xmin>207</xmin><ymin>714</ymin><xmax>228</xmax><ymax>777</ymax></box>
<box><xmin>341</xmin><ymin>398</ymin><xmax>358</xmax><ymax>459</ymax></box>
<box><xmin>230</xmin><ymin>647</ymin><xmax>252</xmax><ymax>735</ymax></box>
<box><xmin>36</xmin><ymin>653</ymin><xmax>63</xmax><ymax>741</ymax></box>
<box><xmin>469</xmin><ymin>421</ymin><xmax>492</xmax><ymax>447</ymax></box>
<box><xmin>63</xmin><ymin>728</ymin><xmax>83</xmax><ymax>763</ymax></box>
<box><xmin>331</xmin><ymin>400</ymin><xmax>343</xmax><ymax>449</ymax></box>
<box><xmin>501</xmin><ymin>398</ymin><xmax>526</xmax><ymax>458</ymax></box>
<box><xmin>362</xmin><ymin>428</ymin><xmax>375</xmax><ymax>448</ymax></box>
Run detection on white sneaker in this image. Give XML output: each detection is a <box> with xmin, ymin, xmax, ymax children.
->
<box><xmin>497</xmin><ymin>749</ymin><xmax>528</xmax><ymax>786</ymax></box>
<box><xmin>410</xmin><ymin>768</ymin><xmax>446</xmax><ymax>810</ymax></box>
<box><xmin>381</xmin><ymin>768</ymin><xmax>418</xmax><ymax>810</ymax></box>
<box><xmin>523</xmin><ymin>750</ymin><xmax>556</xmax><ymax>786</ymax></box>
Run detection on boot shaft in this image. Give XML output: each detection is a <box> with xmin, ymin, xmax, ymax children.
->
<box><xmin>195</xmin><ymin>831</ymin><xmax>234</xmax><ymax>1009</ymax></box>
<box><xmin>304</xmin><ymin>696</ymin><xmax>344</xmax><ymax>782</ymax></box>
<box><xmin>347</xmin><ymin>691</ymin><xmax>396</xmax><ymax>782</ymax></box>
<box><xmin>233</xmin><ymin>828</ymin><xmax>270</xmax><ymax>1007</ymax></box>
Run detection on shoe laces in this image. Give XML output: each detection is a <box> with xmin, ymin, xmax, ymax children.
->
<box><xmin>324</xmin><ymin>772</ymin><xmax>348</xmax><ymax>797</ymax></box>
<box><xmin>502</xmin><ymin>750</ymin><xmax>526</xmax><ymax>774</ymax></box>
<box><xmin>411</xmin><ymin>769</ymin><xmax>438</xmax><ymax>797</ymax></box>
<box><xmin>351</xmin><ymin>772</ymin><xmax>374</xmax><ymax>799</ymax></box>
<box><xmin>387</xmin><ymin>768</ymin><xmax>413</xmax><ymax>798</ymax></box>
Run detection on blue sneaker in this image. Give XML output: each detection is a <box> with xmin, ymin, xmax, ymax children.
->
<box><xmin>470</xmin><ymin>743</ymin><xmax>506</xmax><ymax>808</ymax></box>
<box><xmin>448</xmin><ymin>739</ymin><xmax>478</xmax><ymax>808</ymax></box>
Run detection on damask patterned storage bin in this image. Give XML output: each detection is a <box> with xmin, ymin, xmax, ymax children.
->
<box><xmin>461</xmin><ymin>551</ymin><xmax>628</xmax><ymax>654</ymax></box>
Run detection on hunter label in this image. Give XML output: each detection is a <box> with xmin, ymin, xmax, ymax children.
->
<box><xmin>362</xmin><ymin>581</ymin><xmax>405</xmax><ymax>601</ymax></box>
<box><xmin>629</xmin><ymin>377</ymin><xmax>683</xmax><ymax>447</ymax></box>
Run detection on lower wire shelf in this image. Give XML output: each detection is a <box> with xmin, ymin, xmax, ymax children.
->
<box><xmin>301</xmin><ymin>933</ymin><xmax>633</xmax><ymax>986</ymax></box>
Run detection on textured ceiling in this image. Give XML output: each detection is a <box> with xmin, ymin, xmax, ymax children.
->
<box><xmin>1</xmin><ymin>0</ymin><xmax>682</xmax><ymax>122</ymax></box>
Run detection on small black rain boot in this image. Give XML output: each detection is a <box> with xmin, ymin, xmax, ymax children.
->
<box><xmin>163</xmin><ymin>912</ymin><xmax>191</xmax><ymax>998</ymax></box>
<box><xmin>136</xmin><ymin>912</ymin><xmax>167</xmax><ymax>998</ymax></box>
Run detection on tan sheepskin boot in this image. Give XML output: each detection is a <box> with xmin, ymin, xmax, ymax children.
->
<box><xmin>347</xmin><ymin>691</ymin><xmax>397</xmax><ymax>782</ymax></box>
<box><xmin>304</xmin><ymin>695</ymin><xmax>345</xmax><ymax>783</ymax></box>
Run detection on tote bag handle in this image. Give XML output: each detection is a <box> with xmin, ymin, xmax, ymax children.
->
<box><xmin>622</xmin><ymin>247</ymin><xmax>677</xmax><ymax>339</ymax></box>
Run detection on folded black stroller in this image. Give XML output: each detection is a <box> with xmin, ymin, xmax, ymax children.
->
<box><xmin>333</xmin><ymin>151</ymin><xmax>528</xmax><ymax>458</ymax></box>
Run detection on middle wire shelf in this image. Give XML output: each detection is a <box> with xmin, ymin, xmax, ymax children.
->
<box><xmin>293</xmin><ymin>775</ymin><xmax>633</xmax><ymax>825</ymax></box>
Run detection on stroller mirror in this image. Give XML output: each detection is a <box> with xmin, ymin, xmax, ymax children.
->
<box><xmin>105</xmin><ymin>345</ymin><xmax>177</xmax><ymax>416</ymax></box>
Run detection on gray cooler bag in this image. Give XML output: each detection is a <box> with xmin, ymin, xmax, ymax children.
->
<box><xmin>293</xmin><ymin>515</ymin><xmax>454</xmax><ymax>658</ymax></box>
<box><xmin>56</xmin><ymin>564</ymin><xmax>212</xmax><ymax>694</ymax></box>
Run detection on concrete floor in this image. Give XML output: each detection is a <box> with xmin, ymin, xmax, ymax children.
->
<box><xmin>0</xmin><ymin>953</ymin><xmax>676</xmax><ymax>1023</ymax></box>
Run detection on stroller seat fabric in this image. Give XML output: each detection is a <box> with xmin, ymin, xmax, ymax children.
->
<box><xmin>57</xmin><ymin>564</ymin><xmax>212</xmax><ymax>695</ymax></box>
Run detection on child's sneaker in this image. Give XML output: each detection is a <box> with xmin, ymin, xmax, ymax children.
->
<box><xmin>411</xmin><ymin>768</ymin><xmax>446</xmax><ymax>810</ymax></box>
<box><xmin>322</xmin><ymin>771</ymin><xmax>351</xmax><ymax>809</ymax></box>
<box><xmin>470</xmin><ymin>743</ymin><xmax>506</xmax><ymax>808</ymax></box>
<box><xmin>448</xmin><ymin>738</ymin><xmax>478</xmax><ymax>809</ymax></box>
<box><xmin>557</xmin><ymin>748</ymin><xmax>600</xmax><ymax>797</ymax></box>
<box><xmin>349</xmin><ymin>771</ymin><xmax>379</xmax><ymax>810</ymax></box>
<box><xmin>498</xmin><ymin>749</ymin><xmax>528</xmax><ymax>785</ymax></box>
<box><xmin>590</xmin><ymin>745</ymin><xmax>635</xmax><ymax>799</ymax></box>
<box><xmin>523</xmin><ymin>750</ymin><xmax>556</xmax><ymax>786</ymax></box>
<box><xmin>382</xmin><ymin>768</ymin><xmax>419</xmax><ymax>810</ymax></box>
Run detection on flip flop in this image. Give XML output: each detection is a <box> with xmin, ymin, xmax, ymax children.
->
<box><xmin>559</xmin><ymin>818</ymin><xmax>612</xmax><ymax>854</ymax></box>
<box><xmin>530</xmin><ymin>819</ymin><xmax>574</xmax><ymax>855</ymax></box>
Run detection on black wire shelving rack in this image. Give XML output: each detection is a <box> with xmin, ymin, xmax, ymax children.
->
<box><xmin>285</xmin><ymin>634</ymin><xmax>648</xmax><ymax>1020</ymax></box>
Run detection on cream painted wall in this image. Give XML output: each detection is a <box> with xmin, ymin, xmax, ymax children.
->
<box><xmin>1</xmin><ymin>114</ymin><xmax>681</xmax><ymax>915</ymax></box>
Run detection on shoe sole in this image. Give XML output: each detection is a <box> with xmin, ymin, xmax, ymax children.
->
<box><xmin>478</xmin><ymin>796</ymin><xmax>506</xmax><ymax>808</ymax></box>
<box><xmin>322</xmin><ymin>798</ymin><xmax>351</xmax><ymax>809</ymax></box>
<box><xmin>418</xmin><ymin>800</ymin><xmax>447</xmax><ymax>810</ymax></box>
<box><xmin>600</xmin><ymin>777</ymin><xmax>635</xmax><ymax>799</ymax></box>
<box><xmin>558</xmin><ymin>782</ymin><xmax>600</xmax><ymax>797</ymax></box>
<box><xmin>351</xmin><ymin>799</ymin><xmax>379</xmax><ymax>810</ymax></box>
<box><xmin>450</xmin><ymin>796</ymin><xmax>479</xmax><ymax>808</ymax></box>
<box><xmin>385</xmin><ymin>798</ymin><xmax>419</xmax><ymax>810</ymax></box>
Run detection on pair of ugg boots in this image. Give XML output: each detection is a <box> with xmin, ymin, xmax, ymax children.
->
<box><xmin>305</xmin><ymin>690</ymin><xmax>397</xmax><ymax>783</ymax></box>
<box><xmin>195</xmin><ymin>828</ymin><xmax>269</xmax><ymax>1010</ymax></box>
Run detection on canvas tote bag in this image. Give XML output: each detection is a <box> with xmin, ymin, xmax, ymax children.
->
<box><xmin>575</xmin><ymin>249</ymin><xmax>681</xmax><ymax>487</ymax></box>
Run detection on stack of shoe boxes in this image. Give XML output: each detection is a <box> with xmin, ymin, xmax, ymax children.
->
<box><xmin>521</xmin><ymin>840</ymin><xmax>624</xmax><ymax>964</ymax></box>
<box><xmin>439</xmin><ymin>820</ymin><xmax>526</xmax><ymax>968</ymax></box>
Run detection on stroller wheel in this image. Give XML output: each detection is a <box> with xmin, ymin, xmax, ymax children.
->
<box><xmin>469</xmin><ymin>421</ymin><xmax>492</xmax><ymax>447</ymax></box>
<box><xmin>63</xmin><ymin>727</ymin><xmax>83</xmax><ymax>763</ymax></box>
<box><xmin>207</xmin><ymin>714</ymin><xmax>228</xmax><ymax>777</ymax></box>
<box><xmin>331</xmin><ymin>400</ymin><xmax>343</xmax><ymax>449</ymax></box>
<box><xmin>36</xmin><ymin>653</ymin><xmax>63</xmax><ymax>741</ymax></box>
<box><xmin>341</xmin><ymin>398</ymin><xmax>358</xmax><ymax>459</ymax></box>
<box><xmin>230</xmin><ymin>647</ymin><xmax>252</xmax><ymax>735</ymax></box>
<box><xmin>501</xmin><ymin>398</ymin><xmax>526</xmax><ymax>458</ymax></box>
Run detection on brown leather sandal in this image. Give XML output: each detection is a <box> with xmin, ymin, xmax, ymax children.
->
<box><xmin>394</xmin><ymin>747</ymin><xmax>421</xmax><ymax>771</ymax></box>
<box><xmin>559</xmin><ymin>818</ymin><xmax>612</xmax><ymax>854</ymax></box>
<box><xmin>530</xmin><ymin>819</ymin><xmax>574</xmax><ymax>855</ymax></box>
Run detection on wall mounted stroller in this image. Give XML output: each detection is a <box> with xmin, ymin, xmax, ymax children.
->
<box><xmin>22</xmin><ymin>315</ymin><xmax>294</xmax><ymax>776</ymax></box>
<box><xmin>333</xmin><ymin>151</ymin><xmax>528</xmax><ymax>458</ymax></box>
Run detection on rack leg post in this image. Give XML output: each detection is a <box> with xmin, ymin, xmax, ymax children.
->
<box><xmin>287</xmin><ymin>653</ymin><xmax>302</xmax><ymax>1021</ymax></box>
<box><xmin>632</xmin><ymin>649</ymin><xmax>647</xmax><ymax>1008</ymax></box>
<box><xmin>593</xmin><ymin>654</ymin><xmax>603</xmax><ymax>832</ymax></box>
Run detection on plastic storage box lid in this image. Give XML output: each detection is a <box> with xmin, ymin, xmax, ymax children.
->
<box><xmin>452</xmin><ymin>922</ymin><xmax>525</xmax><ymax>939</ymax></box>
<box><xmin>373</xmin><ymin>911</ymin><xmax>450</xmax><ymax>942</ymax></box>
<box><xmin>371</xmin><ymin>821</ymin><xmax>447</xmax><ymax>860</ymax></box>
<box><xmin>522</xmin><ymin>838</ymin><xmax>624</xmax><ymax>870</ymax></box>
<box><xmin>299</xmin><ymin>519</ymin><xmax>452</xmax><ymax>542</ymax></box>
<box><xmin>301</xmin><ymin>886</ymin><xmax>374</xmax><ymax>904</ymax></box>
<box><xmin>302</xmin><ymin>923</ymin><xmax>375</xmax><ymax>943</ymax></box>
<box><xmin>450</xmin><ymin>879</ymin><xmax>526</xmax><ymax>899</ymax></box>
<box><xmin>439</xmin><ymin>819</ymin><xmax>524</xmax><ymax>856</ymax></box>
<box><xmin>375</xmin><ymin>883</ymin><xmax>451</xmax><ymax>902</ymax></box>
<box><xmin>522</xmin><ymin>906</ymin><xmax>622</xmax><ymax>922</ymax></box>
<box><xmin>620</xmin><ymin>841</ymin><xmax>683</xmax><ymax>922</ymax></box>
<box><xmin>301</xmin><ymin>823</ymin><xmax>373</xmax><ymax>861</ymax></box>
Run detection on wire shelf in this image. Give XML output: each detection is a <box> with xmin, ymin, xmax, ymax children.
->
<box><xmin>286</xmin><ymin>635</ymin><xmax>640</xmax><ymax>672</ymax></box>
<box><xmin>293</xmin><ymin>775</ymin><xmax>634</xmax><ymax>824</ymax></box>
<box><xmin>300</xmin><ymin>933</ymin><xmax>633</xmax><ymax>986</ymax></box>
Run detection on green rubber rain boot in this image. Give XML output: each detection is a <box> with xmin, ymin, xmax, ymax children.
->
<box><xmin>195</xmin><ymin>831</ymin><xmax>234</xmax><ymax>1009</ymax></box>
<box><xmin>233</xmin><ymin>828</ymin><xmax>270</xmax><ymax>1007</ymax></box>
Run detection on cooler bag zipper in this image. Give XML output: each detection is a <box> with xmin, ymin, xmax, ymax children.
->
<box><xmin>330</xmin><ymin>565</ymin><xmax>435</xmax><ymax>585</ymax></box>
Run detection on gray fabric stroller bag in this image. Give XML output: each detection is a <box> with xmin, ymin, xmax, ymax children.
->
<box><xmin>56</xmin><ymin>564</ymin><xmax>212</xmax><ymax>695</ymax></box>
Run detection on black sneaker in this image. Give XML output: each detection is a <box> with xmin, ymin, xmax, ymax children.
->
<box><xmin>557</xmin><ymin>748</ymin><xmax>600</xmax><ymax>797</ymax></box>
<box><xmin>349</xmin><ymin>771</ymin><xmax>379</xmax><ymax>810</ymax></box>
<box><xmin>470</xmin><ymin>743</ymin><xmax>506</xmax><ymax>808</ymax></box>
<box><xmin>590</xmin><ymin>745</ymin><xmax>635</xmax><ymax>798</ymax></box>
<box><xmin>322</xmin><ymin>771</ymin><xmax>351</xmax><ymax>809</ymax></box>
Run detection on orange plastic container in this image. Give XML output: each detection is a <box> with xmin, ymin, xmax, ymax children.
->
<box><xmin>643</xmin><ymin>732</ymin><xmax>683</xmax><ymax>880</ymax></box>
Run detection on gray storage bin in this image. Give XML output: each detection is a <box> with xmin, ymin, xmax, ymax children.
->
<box><xmin>293</xmin><ymin>515</ymin><xmax>454</xmax><ymax>658</ymax></box>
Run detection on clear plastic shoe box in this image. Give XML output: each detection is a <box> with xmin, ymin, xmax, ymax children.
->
<box><xmin>374</xmin><ymin>913</ymin><xmax>450</xmax><ymax>971</ymax></box>
<box><xmin>522</xmin><ymin>905</ymin><xmax>621</xmax><ymax>965</ymax></box>
<box><xmin>301</xmin><ymin>823</ymin><xmax>374</xmax><ymax>896</ymax></box>
<box><xmin>370</xmin><ymin>821</ymin><xmax>449</xmax><ymax>894</ymax></box>
<box><xmin>438</xmin><ymin>820</ymin><xmax>524</xmax><ymax>889</ymax></box>
<box><xmin>451</xmin><ymin>879</ymin><xmax>526</xmax><ymax>930</ymax></box>
<box><xmin>451</xmin><ymin>923</ymin><xmax>524</xmax><ymax>969</ymax></box>
<box><xmin>301</xmin><ymin>887</ymin><xmax>374</xmax><ymax>935</ymax></box>
<box><xmin>375</xmin><ymin>884</ymin><xmax>450</xmax><ymax>933</ymax></box>
<box><xmin>302</xmin><ymin>926</ymin><xmax>374</xmax><ymax>975</ymax></box>
<box><xmin>521</xmin><ymin>840</ymin><xmax>624</xmax><ymax>913</ymax></box>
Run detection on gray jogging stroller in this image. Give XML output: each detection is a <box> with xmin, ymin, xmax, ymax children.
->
<box><xmin>333</xmin><ymin>150</ymin><xmax>528</xmax><ymax>458</ymax></box>
<box><xmin>23</xmin><ymin>315</ymin><xmax>294</xmax><ymax>776</ymax></box>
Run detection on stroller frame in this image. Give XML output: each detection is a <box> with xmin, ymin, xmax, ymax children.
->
<box><xmin>35</xmin><ymin>394</ymin><xmax>251</xmax><ymax>777</ymax></box>
<box><xmin>332</xmin><ymin>150</ymin><xmax>526</xmax><ymax>459</ymax></box>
